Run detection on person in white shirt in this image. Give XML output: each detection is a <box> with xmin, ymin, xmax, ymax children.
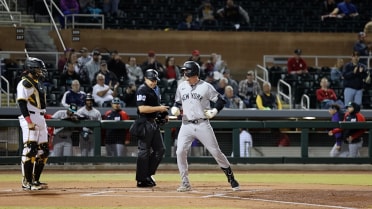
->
<box><xmin>239</xmin><ymin>128</ymin><xmax>252</xmax><ymax>157</ymax></box>
<box><xmin>92</xmin><ymin>73</ymin><xmax>118</xmax><ymax>107</ymax></box>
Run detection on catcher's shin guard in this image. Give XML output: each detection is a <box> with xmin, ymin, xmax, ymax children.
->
<box><xmin>34</xmin><ymin>157</ymin><xmax>47</xmax><ymax>182</ymax></box>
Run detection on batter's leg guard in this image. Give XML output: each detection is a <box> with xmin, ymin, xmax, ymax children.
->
<box><xmin>221</xmin><ymin>167</ymin><xmax>240</xmax><ymax>191</ymax></box>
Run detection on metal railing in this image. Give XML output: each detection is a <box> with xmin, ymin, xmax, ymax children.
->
<box><xmin>64</xmin><ymin>13</ymin><xmax>105</xmax><ymax>29</ymax></box>
<box><xmin>0</xmin><ymin>10</ymin><xmax>20</xmax><ymax>26</ymax></box>
<box><xmin>0</xmin><ymin>75</ymin><xmax>9</xmax><ymax>106</ymax></box>
<box><xmin>277</xmin><ymin>79</ymin><xmax>292</xmax><ymax>109</ymax></box>
<box><xmin>300</xmin><ymin>94</ymin><xmax>310</xmax><ymax>110</ymax></box>
<box><xmin>263</xmin><ymin>55</ymin><xmax>371</xmax><ymax>69</ymax></box>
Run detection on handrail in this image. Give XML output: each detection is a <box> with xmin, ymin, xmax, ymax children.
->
<box><xmin>300</xmin><ymin>94</ymin><xmax>310</xmax><ymax>110</ymax></box>
<box><xmin>255</xmin><ymin>64</ymin><xmax>268</xmax><ymax>84</ymax></box>
<box><xmin>277</xmin><ymin>79</ymin><xmax>292</xmax><ymax>109</ymax></box>
<box><xmin>0</xmin><ymin>9</ymin><xmax>20</xmax><ymax>27</ymax></box>
<box><xmin>0</xmin><ymin>75</ymin><xmax>10</xmax><ymax>107</ymax></box>
<box><xmin>263</xmin><ymin>55</ymin><xmax>371</xmax><ymax>69</ymax></box>
<box><xmin>43</xmin><ymin>0</ymin><xmax>66</xmax><ymax>51</ymax></box>
<box><xmin>64</xmin><ymin>13</ymin><xmax>105</xmax><ymax>29</ymax></box>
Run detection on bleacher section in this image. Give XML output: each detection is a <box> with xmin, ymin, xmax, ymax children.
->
<box><xmin>100</xmin><ymin>0</ymin><xmax>372</xmax><ymax>33</ymax></box>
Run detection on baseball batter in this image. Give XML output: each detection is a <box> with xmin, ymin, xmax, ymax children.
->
<box><xmin>17</xmin><ymin>57</ymin><xmax>49</xmax><ymax>190</ymax></box>
<box><xmin>171</xmin><ymin>61</ymin><xmax>240</xmax><ymax>192</ymax></box>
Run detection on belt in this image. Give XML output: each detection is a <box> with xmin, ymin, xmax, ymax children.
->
<box><xmin>187</xmin><ymin>118</ymin><xmax>208</xmax><ymax>124</ymax></box>
<box><xmin>29</xmin><ymin>111</ymin><xmax>45</xmax><ymax>116</ymax></box>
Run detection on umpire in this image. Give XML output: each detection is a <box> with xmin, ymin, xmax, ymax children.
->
<box><xmin>135</xmin><ymin>69</ymin><xmax>169</xmax><ymax>187</ymax></box>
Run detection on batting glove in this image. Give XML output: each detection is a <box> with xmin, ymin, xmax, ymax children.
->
<box><xmin>171</xmin><ymin>107</ymin><xmax>180</xmax><ymax>116</ymax></box>
<box><xmin>204</xmin><ymin>108</ymin><xmax>218</xmax><ymax>119</ymax></box>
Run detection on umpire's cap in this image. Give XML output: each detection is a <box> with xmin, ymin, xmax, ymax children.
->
<box><xmin>144</xmin><ymin>69</ymin><xmax>160</xmax><ymax>81</ymax></box>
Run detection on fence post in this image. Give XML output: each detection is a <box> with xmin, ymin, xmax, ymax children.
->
<box><xmin>301</xmin><ymin>128</ymin><xmax>309</xmax><ymax>158</ymax></box>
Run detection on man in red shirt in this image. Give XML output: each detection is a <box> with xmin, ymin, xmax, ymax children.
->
<box><xmin>287</xmin><ymin>49</ymin><xmax>308</xmax><ymax>75</ymax></box>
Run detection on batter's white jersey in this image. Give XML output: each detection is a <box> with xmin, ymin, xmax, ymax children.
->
<box><xmin>175</xmin><ymin>80</ymin><xmax>219</xmax><ymax>120</ymax></box>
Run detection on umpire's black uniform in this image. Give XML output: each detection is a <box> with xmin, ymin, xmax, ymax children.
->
<box><xmin>135</xmin><ymin>69</ymin><xmax>168</xmax><ymax>187</ymax></box>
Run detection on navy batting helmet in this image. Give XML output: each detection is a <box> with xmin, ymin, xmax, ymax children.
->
<box><xmin>85</xmin><ymin>93</ymin><xmax>94</xmax><ymax>102</ymax></box>
<box><xmin>24</xmin><ymin>57</ymin><xmax>47</xmax><ymax>80</ymax></box>
<box><xmin>181</xmin><ymin>61</ymin><xmax>200</xmax><ymax>77</ymax></box>
<box><xmin>144</xmin><ymin>69</ymin><xmax>160</xmax><ymax>81</ymax></box>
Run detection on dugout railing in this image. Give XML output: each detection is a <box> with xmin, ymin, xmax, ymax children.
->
<box><xmin>0</xmin><ymin>119</ymin><xmax>371</xmax><ymax>165</ymax></box>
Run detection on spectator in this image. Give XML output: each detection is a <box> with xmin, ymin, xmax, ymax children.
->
<box><xmin>322</xmin><ymin>0</ymin><xmax>359</xmax><ymax>20</ymax></box>
<box><xmin>79</xmin><ymin>0</ymin><xmax>102</xmax><ymax>21</ymax></box>
<box><xmin>343</xmin><ymin>51</ymin><xmax>368</xmax><ymax>105</ymax></box>
<box><xmin>126</xmin><ymin>56</ymin><xmax>143</xmax><ymax>85</ymax></box>
<box><xmin>103</xmin><ymin>97</ymin><xmax>130</xmax><ymax>157</ymax></box>
<box><xmin>177</xmin><ymin>13</ymin><xmax>200</xmax><ymax>31</ymax></box>
<box><xmin>121</xmin><ymin>82</ymin><xmax>137</xmax><ymax>107</ymax></box>
<box><xmin>238</xmin><ymin>70</ymin><xmax>261</xmax><ymax>108</ymax></box>
<box><xmin>330</xmin><ymin>58</ymin><xmax>344</xmax><ymax>88</ymax></box>
<box><xmin>239</xmin><ymin>128</ymin><xmax>252</xmax><ymax>157</ymax></box>
<box><xmin>353</xmin><ymin>32</ymin><xmax>371</xmax><ymax>66</ymax></box>
<box><xmin>287</xmin><ymin>49</ymin><xmax>309</xmax><ymax>104</ymax></box>
<box><xmin>83</xmin><ymin>50</ymin><xmax>101</xmax><ymax>84</ymax></box>
<box><xmin>140</xmin><ymin>50</ymin><xmax>166</xmax><ymax>88</ymax></box>
<box><xmin>93</xmin><ymin>60</ymin><xmax>118</xmax><ymax>86</ymax></box>
<box><xmin>58</xmin><ymin>48</ymin><xmax>74</xmax><ymax>73</ymax></box>
<box><xmin>363</xmin><ymin>16</ymin><xmax>372</xmax><ymax>35</ymax></box>
<box><xmin>77</xmin><ymin>47</ymin><xmax>92</xmax><ymax>68</ymax></box>
<box><xmin>107</xmin><ymin>50</ymin><xmax>129</xmax><ymax>86</ymax></box>
<box><xmin>316</xmin><ymin>77</ymin><xmax>344</xmax><ymax>109</ymax></box>
<box><xmin>328</xmin><ymin>102</ymin><xmax>365</xmax><ymax>157</ymax></box>
<box><xmin>197</xmin><ymin>0</ymin><xmax>218</xmax><ymax>29</ymax></box>
<box><xmin>63</xmin><ymin>51</ymin><xmax>80</xmax><ymax>74</ymax></box>
<box><xmin>222</xmin><ymin>85</ymin><xmax>244</xmax><ymax>109</ymax></box>
<box><xmin>287</xmin><ymin>49</ymin><xmax>308</xmax><ymax>75</ymax></box>
<box><xmin>216</xmin><ymin>77</ymin><xmax>229</xmax><ymax>95</ymax></box>
<box><xmin>164</xmin><ymin>56</ymin><xmax>181</xmax><ymax>81</ymax></box>
<box><xmin>51</xmin><ymin>103</ymin><xmax>80</xmax><ymax>157</ymax></box>
<box><xmin>92</xmin><ymin>73</ymin><xmax>119</xmax><ymax>107</ymax></box>
<box><xmin>102</xmin><ymin>0</ymin><xmax>120</xmax><ymax>18</ymax></box>
<box><xmin>328</xmin><ymin>104</ymin><xmax>345</xmax><ymax>157</ymax></box>
<box><xmin>60</xmin><ymin>57</ymin><xmax>81</xmax><ymax>90</ymax></box>
<box><xmin>59</xmin><ymin>0</ymin><xmax>79</xmax><ymax>29</ymax></box>
<box><xmin>256</xmin><ymin>82</ymin><xmax>282</xmax><ymax>110</ymax></box>
<box><xmin>217</xmin><ymin>0</ymin><xmax>250</xmax><ymax>30</ymax></box>
<box><xmin>188</xmin><ymin>50</ymin><xmax>203</xmax><ymax>67</ymax></box>
<box><xmin>140</xmin><ymin>50</ymin><xmax>165</xmax><ymax>79</ymax></box>
<box><xmin>321</xmin><ymin>0</ymin><xmax>336</xmax><ymax>15</ymax></box>
<box><xmin>60</xmin><ymin>79</ymin><xmax>86</xmax><ymax>108</ymax></box>
<box><xmin>222</xmin><ymin>69</ymin><xmax>239</xmax><ymax>96</ymax></box>
<box><xmin>76</xmin><ymin>94</ymin><xmax>102</xmax><ymax>157</ymax></box>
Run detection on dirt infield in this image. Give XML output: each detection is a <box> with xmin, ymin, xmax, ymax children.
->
<box><xmin>0</xmin><ymin>170</ymin><xmax>371</xmax><ymax>209</ymax></box>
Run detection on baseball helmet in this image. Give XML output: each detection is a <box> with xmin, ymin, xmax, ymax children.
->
<box><xmin>181</xmin><ymin>61</ymin><xmax>200</xmax><ymax>77</ymax></box>
<box><xmin>144</xmin><ymin>69</ymin><xmax>160</xmax><ymax>81</ymax></box>
<box><xmin>24</xmin><ymin>57</ymin><xmax>47</xmax><ymax>80</ymax></box>
<box><xmin>85</xmin><ymin>93</ymin><xmax>94</xmax><ymax>102</ymax></box>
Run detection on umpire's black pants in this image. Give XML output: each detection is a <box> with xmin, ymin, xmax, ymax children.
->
<box><xmin>136</xmin><ymin>120</ymin><xmax>165</xmax><ymax>182</ymax></box>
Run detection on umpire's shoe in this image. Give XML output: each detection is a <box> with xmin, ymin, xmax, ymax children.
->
<box><xmin>137</xmin><ymin>177</ymin><xmax>155</xmax><ymax>188</ymax></box>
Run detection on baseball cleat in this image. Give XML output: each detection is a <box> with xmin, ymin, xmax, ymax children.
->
<box><xmin>22</xmin><ymin>182</ymin><xmax>42</xmax><ymax>191</ymax></box>
<box><xmin>33</xmin><ymin>181</ymin><xmax>48</xmax><ymax>189</ymax></box>
<box><xmin>149</xmin><ymin>176</ymin><xmax>156</xmax><ymax>186</ymax></box>
<box><xmin>177</xmin><ymin>183</ymin><xmax>191</xmax><ymax>192</ymax></box>
<box><xmin>230</xmin><ymin>179</ymin><xmax>240</xmax><ymax>191</ymax></box>
<box><xmin>137</xmin><ymin>178</ymin><xmax>154</xmax><ymax>188</ymax></box>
